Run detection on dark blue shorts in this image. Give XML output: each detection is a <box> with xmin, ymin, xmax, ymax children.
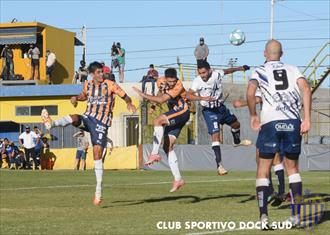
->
<box><xmin>80</xmin><ymin>115</ymin><xmax>108</xmax><ymax>148</ymax></box>
<box><xmin>257</xmin><ymin>119</ymin><xmax>302</xmax><ymax>160</ymax></box>
<box><xmin>76</xmin><ymin>150</ymin><xmax>86</xmax><ymax>160</ymax></box>
<box><xmin>202</xmin><ymin>105</ymin><xmax>238</xmax><ymax>135</ymax></box>
<box><xmin>164</xmin><ymin>107</ymin><xmax>190</xmax><ymax>138</ymax></box>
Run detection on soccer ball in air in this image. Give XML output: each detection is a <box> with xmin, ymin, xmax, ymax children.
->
<box><xmin>229</xmin><ymin>29</ymin><xmax>246</xmax><ymax>46</ymax></box>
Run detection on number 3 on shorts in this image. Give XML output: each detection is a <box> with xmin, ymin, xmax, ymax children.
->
<box><xmin>98</xmin><ymin>133</ymin><xmax>103</xmax><ymax>140</ymax></box>
<box><xmin>213</xmin><ymin>122</ymin><xmax>218</xmax><ymax>129</ymax></box>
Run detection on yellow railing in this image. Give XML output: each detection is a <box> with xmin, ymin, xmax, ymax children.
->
<box><xmin>177</xmin><ymin>63</ymin><xmax>249</xmax><ymax>83</ymax></box>
<box><xmin>302</xmin><ymin>41</ymin><xmax>330</xmax><ymax>87</ymax></box>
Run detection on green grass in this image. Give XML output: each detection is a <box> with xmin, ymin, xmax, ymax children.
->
<box><xmin>0</xmin><ymin>170</ymin><xmax>329</xmax><ymax>235</ymax></box>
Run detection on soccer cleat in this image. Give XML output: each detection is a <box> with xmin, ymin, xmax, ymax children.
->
<box><xmin>144</xmin><ymin>154</ymin><xmax>162</xmax><ymax>165</ymax></box>
<box><xmin>170</xmin><ymin>179</ymin><xmax>185</xmax><ymax>193</ymax></box>
<box><xmin>271</xmin><ymin>193</ymin><xmax>286</xmax><ymax>207</ymax></box>
<box><xmin>41</xmin><ymin>108</ymin><xmax>53</xmax><ymax>130</ymax></box>
<box><xmin>267</xmin><ymin>191</ymin><xmax>277</xmax><ymax>204</ymax></box>
<box><xmin>283</xmin><ymin>216</ymin><xmax>302</xmax><ymax>229</ymax></box>
<box><xmin>260</xmin><ymin>214</ymin><xmax>273</xmax><ymax>230</ymax></box>
<box><xmin>233</xmin><ymin>139</ymin><xmax>252</xmax><ymax>147</ymax></box>
<box><xmin>93</xmin><ymin>196</ymin><xmax>103</xmax><ymax>206</ymax></box>
<box><xmin>217</xmin><ymin>165</ymin><xmax>228</xmax><ymax>176</ymax></box>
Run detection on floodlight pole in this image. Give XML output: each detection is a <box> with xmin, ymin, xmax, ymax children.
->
<box><xmin>270</xmin><ymin>0</ymin><xmax>275</xmax><ymax>39</ymax></box>
<box><xmin>82</xmin><ymin>25</ymin><xmax>87</xmax><ymax>63</ymax></box>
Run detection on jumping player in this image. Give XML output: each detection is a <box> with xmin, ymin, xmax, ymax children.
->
<box><xmin>41</xmin><ymin>61</ymin><xmax>137</xmax><ymax>206</ymax></box>
<box><xmin>133</xmin><ymin>68</ymin><xmax>212</xmax><ymax>192</ymax></box>
<box><xmin>247</xmin><ymin>40</ymin><xmax>311</xmax><ymax>229</ymax></box>
<box><xmin>187</xmin><ymin>61</ymin><xmax>252</xmax><ymax>176</ymax></box>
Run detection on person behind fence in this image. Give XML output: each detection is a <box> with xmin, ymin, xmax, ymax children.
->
<box><xmin>7</xmin><ymin>141</ymin><xmax>24</xmax><ymax>170</ymax></box>
<box><xmin>194</xmin><ymin>37</ymin><xmax>209</xmax><ymax>65</ymax></box>
<box><xmin>0</xmin><ymin>138</ymin><xmax>10</xmax><ymax>168</ymax></box>
<box><xmin>46</xmin><ymin>49</ymin><xmax>56</xmax><ymax>84</ymax></box>
<box><xmin>33</xmin><ymin>126</ymin><xmax>43</xmax><ymax>167</ymax></box>
<box><xmin>141</xmin><ymin>64</ymin><xmax>159</xmax><ymax>95</ymax></box>
<box><xmin>73</xmin><ymin>131</ymin><xmax>89</xmax><ymax>170</ymax></box>
<box><xmin>19</xmin><ymin>126</ymin><xmax>40</xmax><ymax>170</ymax></box>
<box><xmin>111</xmin><ymin>42</ymin><xmax>125</xmax><ymax>83</ymax></box>
<box><xmin>28</xmin><ymin>44</ymin><xmax>40</xmax><ymax>80</ymax></box>
<box><xmin>74</xmin><ymin>60</ymin><xmax>89</xmax><ymax>84</ymax></box>
<box><xmin>1</xmin><ymin>45</ymin><xmax>14</xmax><ymax>80</ymax></box>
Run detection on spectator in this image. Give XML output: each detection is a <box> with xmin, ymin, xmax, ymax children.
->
<box><xmin>46</xmin><ymin>49</ymin><xmax>56</xmax><ymax>84</ymax></box>
<box><xmin>101</xmin><ymin>61</ymin><xmax>113</xmax><ymax>81</ymax></box>
<box><xmin>33</xmin><ymin>126</ymin><xmax>43</xmax><ymax>166</ymax></box>
<box><xmin>194</xmin><ymin>37</ymin><xmax>209</xmax><ymax>65</ymax></box>
<box><xmin>141</xmin><ymin>64</ymin><xmax>159</xmax><ymax>95</ymax></box>
<box><xmin>1</xmin><ymin>45</ymin><xmax>14</xmax><ymax>80</ymax></box>
<box><xmin>7</xmin><ymin>142</ymin><xmax>23</xmax><ymax>170</ymax></box>
<box><xmin>0</xmin><ymin>138</ymin><xmax>10</xmax><ymax>168</ymax></box>
<box><xmin>40</xmin><ymin>136</ymin><xmax>50</xmax><ymax>170</ymax></box>
<box><xmin>18</xmin><ymin>126</ymin><xmax>39</xmax><ymax>170</ymax></box>
<box><xmin>111</xmin><ymin>42</ymin><xmax>125</xmax><ymax>83</ymax></box>
<box><xmin>28</xmin><ymin>44</ymin><xmax>40</xmax><ymax>80</ymax></box>
<box><xmin>74</xmin><ymin>60</ymin><xmax>88</xmax><ymax>84</ymax></box>
<box><xmin>73</xmin><ymin>131</ymin><xmax>89</xmax><ymax>170</ymax></box>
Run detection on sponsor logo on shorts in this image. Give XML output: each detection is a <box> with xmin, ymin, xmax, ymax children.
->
<box><xmin>96</xmin><ymin>124</ymin><xmax>107</xmax><ymax>134</ymax></box>
<box><xmin>275</xmin><ymin>123</ymin><xmax>294</xmax><ymax>132</ymax></box>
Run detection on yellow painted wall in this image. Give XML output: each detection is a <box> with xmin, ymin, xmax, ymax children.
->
<box><xmin>44</xmin><ymin>25</ymin><xmax>75</xmax><ymax>84</ymax></box>
<box><xmin>0</xmin><ymin>95</ymin><xmax>140</xmax><ymax>123</ymax></box>
<box><xmin>0</xmin><ymin>22</ymin><xmax>75</xmax><ymax>84</ymax></box>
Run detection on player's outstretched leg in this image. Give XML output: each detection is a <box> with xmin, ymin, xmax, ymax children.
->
<box><xmin>145</xmin><ymin>114</ymin><xmax>168</xmax><ymax>165</ymax></box>
<box><xmin>41</xmin><ymin>108</ymin><xmax>81</xmax><ymax>130</ymax></box>
<box><xmin>210</xmin><ymin>133</ymin><xmax>227</xmax><ymax>175</ymax></box>
<box><xmin>230</xmin><ymin>121</ymin><xmax>252</xmax><ymax>147</ymax></box>
<box><xmin>163</xmin><ymin>135</ymin><xmax>185</xmax><ymax>193</ymax></box>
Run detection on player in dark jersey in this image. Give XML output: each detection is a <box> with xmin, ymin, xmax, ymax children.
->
<box><xmin>41</xmin><ymin>61</ymin><xmax>136</xmax><ymax>206</ymax></box>
<box><xmin>133</xmin><ymin>68</ymin><xmax>211</xmax><ymax>192</ymax></box>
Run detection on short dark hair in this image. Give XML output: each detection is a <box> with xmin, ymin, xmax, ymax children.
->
<box><xmin>164</xmin><ymin>68</ymin><xmax>177</xmax><ymax>78</ymax></box>
<box><xmin>88</xmin><ymin>61</ymin><xmax>103</xmax><ymax>73</ymax></box>
<box><xmin>197</xmin><ymin>60</ymin><xmax>211</xmax><ymax>70</ymax></box>
<box><xmin>34</xmin><ymin>126</ymin><xmax>38</xmax><ymax>129</ymax></box>
<box><xmin>149</xmin><ymin>64</ymin><xmax>154</xmax><ymax>68</ymax></box>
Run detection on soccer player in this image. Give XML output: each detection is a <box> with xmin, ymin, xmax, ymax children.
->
<box><xmin>133</xmin><ymin>68</ymin><xmax>212</xmax><ymax>192</ymax></box>
<box><xmin>233</xmin><ymin>92</ymin><xmax>286</xmax><ymax>206</ymax></box>
<box><xmin>41</xmin><ymin>61</ymin><xmax>137</xmax><ymax>205</ymax></box>
<box><xmin>187</xmin><ymin>61</ymin><xmax>251</xmax><ymax>176</ymax></box>
<box><xmin>247</xmin><ymin>40</ymin><xmax>311</xmax><ymax>229</ymax></box>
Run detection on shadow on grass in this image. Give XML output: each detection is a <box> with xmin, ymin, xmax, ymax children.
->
<box><xmin>101</xmin><ymin>193</ymin><xmax>251</xmax><ymax>208</ymax></box>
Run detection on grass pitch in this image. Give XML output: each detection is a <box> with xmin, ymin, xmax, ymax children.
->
<box><xmin>0</xmin><ymin>170</ymin><xmax>329</xmax><ymax>235</ymax></box>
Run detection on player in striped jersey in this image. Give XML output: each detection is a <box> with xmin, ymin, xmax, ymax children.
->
<box><xmin>133</xmin><ymin>68</ymin><xmax>212</xmax><ymax>192</ymax></box>
<box><xmin>41</xmin><ymin>61</ymin><xmax>136</xmax><ymax>206</ymax></box>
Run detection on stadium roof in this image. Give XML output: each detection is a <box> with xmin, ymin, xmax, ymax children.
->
<box><xmin>0</xmin><ymin>84</ymin><xmax>83</xmax><ymax>98</ymax></box>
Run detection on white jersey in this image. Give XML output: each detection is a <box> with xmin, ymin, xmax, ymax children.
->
<box><xmin>191</xmin><ymin>70</ymin><xmax>225</xmax><ymax>108</ymax></box>
<box><xmin>250</xmin><ymin>61</ymin><xmax>305</xmax><ymax>125</ymax></box>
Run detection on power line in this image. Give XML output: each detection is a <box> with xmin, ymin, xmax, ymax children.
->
<box><xmin>75</xmin><ymin>38</ymin><xmax>329</xmax><ymax>55</ymax></box>
<box><xmin>278</xmin><ymin>2</ymin><xmax>323</xmax><ymax>19</ymax></box>
<box><xmin>65</xmin><ymin>18</ymin><xmax>329</xmax><ymax>30</ymax></box>
<box><xmin>75</xmin><ymin>44</ymin><xmax>323</xmax><ymax>60</ymax></box>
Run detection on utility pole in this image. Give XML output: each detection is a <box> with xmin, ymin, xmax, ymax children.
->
<box><xmin>81</xmin><ymin>25</ymin><xmax>86</xmax><ymax>63</ymax></box>
<box><xmin>270</xmin><ymin>0</ymin><xmax>275</xmax><ymax>39</ymax></box>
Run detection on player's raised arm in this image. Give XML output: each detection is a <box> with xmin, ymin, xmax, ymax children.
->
<box><xmin>133</xmin><ymin>86</ymin><xmax>171</xmax><ymax>104</ymax></box>
<box><xmin>223</xmin><ymin>65</ymin><xmax>250</xmax><ymax>75</ymax></box>
<box><xmin>297</xmin><ymin>77</ymin><xmax>311</xmax><ymax>134</ymax></box>
<box><xmin>246</xmin><ymin>80</ymin><xmax>260</xmax><ymax>131</ymax></box>
<box><xmin>111</xmin><ymin>82</ymin><xmax>137</xmax><ymax>113</ymax></box>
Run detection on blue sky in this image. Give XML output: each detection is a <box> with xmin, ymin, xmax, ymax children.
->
<box><xmin>1</xmin><ymin>0</ymin><xmax>329</xmax><ymax>82</ymax></box>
